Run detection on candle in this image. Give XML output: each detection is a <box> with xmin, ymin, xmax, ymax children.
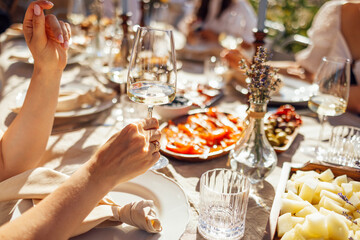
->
<box><xmin>122</xmin><ymin>0</ymin><xmax>128</xmax><ymax>14</ymax></box>
<box><xmin>257</xmin><ymin>0</ymin><xmax>268</xmax><ymax>32</ymax></box>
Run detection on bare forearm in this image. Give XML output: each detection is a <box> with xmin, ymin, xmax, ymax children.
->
<box><xmin>347</xmin><ymin>85</ymin><xmax>360</xmax><ymax>114</ymax></box>
<box><xmin>0</xmin><ymin>161</ymin><xmax>112</xmax><ymax>240</ymax></box>
<box><xmin>1</xmin><ymin>67</ymin><xmax>62</xmax><ymax>180</ymax></box>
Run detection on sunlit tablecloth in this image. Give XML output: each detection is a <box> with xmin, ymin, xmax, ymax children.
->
<box><xmin>1</xmin><ymin>38</ymin><xmax>360</xmax><ymax>240</ymax></box>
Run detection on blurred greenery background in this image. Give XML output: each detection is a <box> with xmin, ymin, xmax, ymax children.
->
<box><xmin>249</xmin><ymin>0</ymin><xmax>328</xmax><ymax>54</ymax></box>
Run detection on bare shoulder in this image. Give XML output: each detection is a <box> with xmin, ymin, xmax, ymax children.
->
<box><xmin>341</xmin><ymin>2</ymin><xmax>360</xmax><ymax>34</ymax></box>
<box><xmin>341</xmin><ymin>2</ymin><xmax>360</xmax><ymax>17</ymax></box>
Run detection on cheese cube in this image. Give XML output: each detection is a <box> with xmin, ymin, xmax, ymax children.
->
<box><xmin>277</xmin><ymin>213</ymin><xmax>293</xmax><ymax>237</ymax></box>
<box><xmin>322</xmin><ymin>197</ymin><xmax>350</xmax><ymax>215</ymax></box>
<box><xmin>326</xmin><ymin>212</ymin><xmax>349</xmax><ymax>240</ymax></box>
<box><xmin>319</xmin><ymin>196</ymin><xmax>343</xmax><ymax>208</ymax></box>
<box><xmin>341</xmin><ymin>183</ymin><xmax>353</xmax><ymax>198</ymax></box>
<box><xmin>280</xmin><ymin>198</ymin><xmax>310</xmax><ymax>215</ymax></box>
<box><xmin>296</xmin><ymin>205</ymin><xmax>318</xmax><ymax>218</ymax></box>
<box><xmin>286</xmin><ymin>180</ymin><xmax>298</xmax><ymax>194</ymax></box>
<box><xmin>355</xmin><ymin>230</ymin><xmax>360</xmax><ymax>239</ymax></box>
<box><xmin>348</xmin><ymin>230</ymin><xmax>356</xmax><ymax>239</ymax></box>
<box><xmin>292</xmin><ymin>170</ymin><xmax>320</xmax><ymax>180</ymax></box>
<box><xmin>333</xmin><ymin>175</ymin><xmax>348</xmax><ymax>187</ymax></box>
<box><xmin>319</xmin><ymin>169</ymin><xmax>335</xmax><ymax>182</ymax></box>
<box><xmin>350</xmin><ymin>181</ymin><xmax>360</xmax><ymax>192</ymax></box>
<box><xmin>320</xmin><ymin>190</ymin><xmax>344</xmax><ymax>205</ymax></box>
<box><xmin>343</xmin><ymin>202</ymin><xmax>357</xmax><ymax>212</ymax></box>
<box><xmin>301</xmin><ymin>213</ymin><xmax>328</xmax><ymax>238</ymax></box>
<box><xmin>319</xmin><ymin>207</ymin><xmax>353</xmax><ymax>228</ymax></box>
<box><xmin>315</xmin><ymin>181</ymin><xmax>343</xmax><ymax>196</ymax></box>
<box><xmin>349</xmin><ymin>194</ymin><xmax>360</xmax><ymax>208</ymax></box>
<box><xmin>353</xmin><ymin>210</ymin><xmax>360</xmax><ymax>219</ymax></box>
<box><xmin>299</xmin><ymin>183</ymin><xmax>316</xmax><ymax>203</ymax></box>
<box><xmin>281</xmin><ymin>229</ymin><xmax>305</xmax><ymax>240</ymax></box>
<box><xmin>291</xmin><ymin>216</ymin><xmax>305</xmax><ymax>225</ymax></box>
<box><xmin>285</xmin><ymin>191</ymin><xmax>304</xmax><ymax>202</ymax></box>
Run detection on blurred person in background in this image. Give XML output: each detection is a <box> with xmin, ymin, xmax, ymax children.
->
<box><xmin>223</xmin><ymin>0</ymin><xmax>360</xmax><ymax>113</ymax></box>
<box><xmin>0</xmin><ymin>0</ymin><xmax>17</xmax><ymax>33</ymax></box>
<box><xmin>179</xmin><ymin>0</ymin><xmax>257</xmax><ymax>47</ymax></box>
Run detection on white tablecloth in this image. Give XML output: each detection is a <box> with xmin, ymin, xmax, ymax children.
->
<box><xmin>1</xmin><ymin>38</ymin><xmax>360</xmax><ymax>240</ymax></box>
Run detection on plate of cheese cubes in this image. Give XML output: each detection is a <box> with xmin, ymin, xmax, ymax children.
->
<box><xmin>269</xmin><ymin>162</ymin><xmax>360</xmax><ymax>239</ymax></box>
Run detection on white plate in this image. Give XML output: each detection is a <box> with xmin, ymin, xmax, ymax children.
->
<box><xmin>72</xmin><ymin>170</ymin><xmax>190</xmax><ymax>240</ymax></box>
<box><xmin>14</xmin><ymin>83</ymin><xmax>116</xmax><ymax>119</ymax></box>
<box><xmin>232</xmin><ymin>74</ymin><xmax>317</xmax><ymax>104</ymax></box>
<box><xmin>271</xmin><ymin>74</ymin><xmax>317</xmax><ymax>104</ymax></box>
<box><xmin>10</xmin><ymin>48</ymin><xmax>87</xmax><ymax>65</ymax></box>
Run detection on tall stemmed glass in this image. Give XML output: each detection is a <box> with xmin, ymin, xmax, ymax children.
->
<box><xmin>67</xmin><ymin>0</ymin><xmax>86</xmax><ymax>26</ymax></box>
<box><xmin>308</xmin><ymin>56</ymin><xmax>350</xmax><ymax>160</ymax></box>
<box><xmin>127</xmin><ymin>27</ymin><xmax>177</xmax><ymax>170</ymax></box>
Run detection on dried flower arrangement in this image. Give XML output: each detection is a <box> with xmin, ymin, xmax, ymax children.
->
<box><xmin>241</xmin><ymin>46</ymin><xmax>281</xmax><ymax>104</ymax></box>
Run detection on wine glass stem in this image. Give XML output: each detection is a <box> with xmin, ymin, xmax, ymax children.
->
<box><xmin>148</xmin><ymin>105</ymin><xmax>154</xmax><ymax>118</ymax></box>
<box><xmin>316</xmin><ymin>114</ymin><xmax>327</xmax><ymax>156</ymax></box>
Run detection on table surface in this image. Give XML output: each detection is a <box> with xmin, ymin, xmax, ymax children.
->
<box><xmin>1</xmin><ymin>38</ymin><xmax>360</xmax><ymax>240</ymax></box>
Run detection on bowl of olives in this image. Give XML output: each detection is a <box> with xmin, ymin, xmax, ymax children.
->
<box><xmin>265</xmin><ymin>104</ymin><xmax>302</xmax><ymax>153</ymax></box>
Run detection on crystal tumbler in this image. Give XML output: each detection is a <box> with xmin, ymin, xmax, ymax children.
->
<box><xmin>327</xmin><ymin>125</ymin><xmax>360</xmax><ymax>167</ymax></box>
<box><xmin>198</xmin><ymin>168</ymin><xmax>250</xmax><ymax>240</ymax></box>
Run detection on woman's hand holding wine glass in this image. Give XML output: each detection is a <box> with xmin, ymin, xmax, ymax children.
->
<box><xmin>127</xmin><ymin>27</ymin><xmax>177</xmax><ymax>170</ymax></box>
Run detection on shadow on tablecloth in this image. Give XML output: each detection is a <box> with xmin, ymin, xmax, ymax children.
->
<box><xmin>158</xmin><ymin>163</ymin><xmax>275</xmax><ymax>240</ymax></box>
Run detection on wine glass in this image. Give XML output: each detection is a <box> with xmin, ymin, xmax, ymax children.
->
<box><xmin>307</xmin><ymin>56</ymin><xmax>350</xmax><ymax>160</ymax></box>
<box><xmin>127</xmin><ymin>27</ymin><xmax>177</xmax><ymax>170</ymax></box>
<box><xmin>67</xmin><ymin>0</ymin><xmax>86</xmax><ymax>26</ymax></box>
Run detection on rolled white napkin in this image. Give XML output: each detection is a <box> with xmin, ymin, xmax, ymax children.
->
<box><xmin>0</xmin><ymin>168</ymin><xmax>162</xmax><ymax>237</ymax></box>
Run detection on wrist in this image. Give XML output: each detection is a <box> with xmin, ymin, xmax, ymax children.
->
<box><xmin>33</xmin><ymin>64</ymin><xmax>64</xmax><ymax>76</ymax></box>
<box><xmin>85</xmin><ymin>157</ymin><xmax>117</xmax><ymax>194</ymax></box>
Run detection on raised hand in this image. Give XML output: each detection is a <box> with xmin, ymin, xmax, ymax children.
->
<box><xmin>23</xmin><ymin>0</ymin><xmax>71</xmax><ymax>71</ymax></box>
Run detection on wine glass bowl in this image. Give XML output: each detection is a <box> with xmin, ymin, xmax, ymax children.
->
<box><xmin>67</xmin><ymin>0</ymin><xmax>86</xmax><ymax>26</ymax></box>
<box><xmin>127</xmin><ymin>27</ymin><xmax>177</xmax><ymax>170</ymax></box>
<box><xmin>308</xmin><ymin>57</ymin><xmax>350</xmax><ymax>117</ymax></box>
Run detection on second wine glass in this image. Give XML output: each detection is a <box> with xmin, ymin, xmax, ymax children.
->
<box><xmin>308</xmin><ymin>56</ymin><xmax>350</xmax><ymax>160</ymax></box>
<box><xmin>127</xmin><ymin>27</ymin><xmax>177</xmax><ymax>170</ymax></box>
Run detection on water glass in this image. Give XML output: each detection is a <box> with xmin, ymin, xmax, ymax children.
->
<box><xmin>204</xmin><ymin>56</ymin><xmax>228</xmax><ymax>89</ymax></box>
<box><xmin>327</xmin><ymin>125</ymin><xmax>360</xmax><ymax>167</ymax></box>
<box><xmin>198</xmin><ymin>168</ymin><xmax>250</xmax><ymax>240</ymax></box>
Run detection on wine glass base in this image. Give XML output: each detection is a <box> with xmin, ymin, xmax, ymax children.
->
<box><xmin>150</xmin><ymin>155</ymin><xmax>169</xmax><ymax>170</ymax></box>
<box><xmin>299</xmin><ymin>143</ymin><xmax>328</xmax><ymax>163</ymax></box>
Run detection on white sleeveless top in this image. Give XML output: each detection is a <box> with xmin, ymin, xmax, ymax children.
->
<box><xmin>295</xmin><ymin>1</ymin><xmax>360</xmax><ymax>84</ymax></box>
<box><xmin>203</xmin><ymin>0</ymin><xmax>257</xmax><ymax>43</ymax></box>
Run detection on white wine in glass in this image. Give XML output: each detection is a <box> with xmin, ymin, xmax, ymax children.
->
<box><xmin>127</xmin><ymin>27</ymin><xmax>177</xmax><ymax>170</ymax></box>
<box><xmin>308</xmin><ymin>56</ymin><xmax>350</xmax><ymax>160</ymax></box>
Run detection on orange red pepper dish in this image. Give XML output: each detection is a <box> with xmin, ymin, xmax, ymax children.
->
<box><xmin>162</xmin><ymin>108</ymin><xmax>244</xmax><ymax>155</ymax></box>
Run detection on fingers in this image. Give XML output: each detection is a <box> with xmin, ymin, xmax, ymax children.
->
<box><xmin>60</xmin><ymin>21</ymin><xmax>70</xmax><ymax>49</ymax></box>
<box><xmin>142</xmin><ymin>118</ymin><xmax>159</xmax><ymax>130</ymax></box>
<box><xmin>149</xmin><ymin>130</ymin><xmax>161</xmax><ymax>142</ymax></box>
<box><xmin>151</xmin><ymin>152</ymin><xmax>161</xmax><ymax>161</ymax></box>
<box><xmin>149</xmin><ymin>140</ymin><xmax>161</xmax><ymax>153</ymax></box>
<box><xmin>45</xmin><ymin>14</ymin><xmax>64</xmax><ymax>44</ymax></box>
<box><xmin>23</xmin><ymin>1</ymin><xmax>54</xmax><ymax>43</ymax></box>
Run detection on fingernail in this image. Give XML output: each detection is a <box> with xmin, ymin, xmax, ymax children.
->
<box><xmin>45</xmin><ymin>1</ymin><xmax>54</xmax><ymax>6</ymax></box>
<box><xmin>58</xmin><ymin>34</ymin><xmax>64</xmax><ymax>43</ymax></box>
<box><xmin>34</xmin><ymin>4</ymin><xmax>41</xmax><ymax>16</ymax></box>
<box><xmin>63</xmin><ymin>40</ymin><xmax>69</xmax><ymax>49</ymax></box>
